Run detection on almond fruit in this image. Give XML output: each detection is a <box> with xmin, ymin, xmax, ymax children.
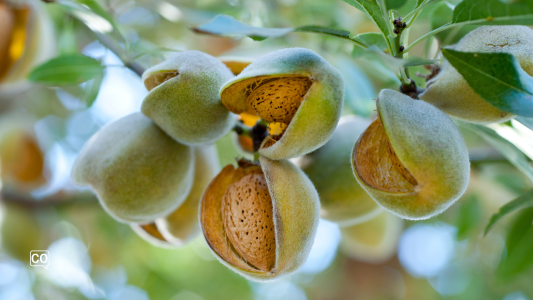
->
<box><xmin>420</xmin><ymin>26</ymin><xmax>533</xmax><ymax>124</ymax></box>
<box><xmin>352</xmin><ymin>89</ymin><xmax>470</xmax><ymax>220</ymax></box>
<box><xmin>0</xmin><ymin>0</ymin><xmax>55</xmax><ymax>94</ymax></box>
<box><xmin>200</xmin><ymin>157</ymin><xmax>319</xmax><ymax>281</ymax></box>
<box><xmin>220</xmin><ymin>48</ymin><xmax>344</xmax><ymax>160</ymax></box>
<box><xmin>72</xmin><ymin>113</ymin><xmax>195</xmax><ymax>223</ymax></box>
<box><xmin>141</xmin><ymin>51</ymin><xmax>236</xmax><ymax>145</ymax></box>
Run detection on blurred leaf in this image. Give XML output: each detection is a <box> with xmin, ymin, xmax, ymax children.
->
<box><xmin>58</xmin><ymin>17</ymin><xmax>77</xmax><ymax>55</ymax></box>
<box><xmin>459</xmin><ymin>122</ymin><xmax>533</xmax><ymax>183</ymax></box>
<box><xmin>192</xmin><ymin>15</ymin><xmax>294</xmax><ymax>39</ymax></box>
<box><xmin>497</xmin><ymin>207</ymin><xmax>533</xmax><ymax>279</ymax></box>
<box><xmin>29</xmin><ymin>54</ymin><xmax>104</xmax><ymax>85</ymax></box>
<box><xmin>385</xmin><ymin>0</ymin><xmax>408</xmax><ymax>9</ymax></box>
<box><xmin>352</xmin><ymin>33</ymin><xmax>388</xmax><ymax>58</ymax></box>
<box><xmin>55</xmin><ymin>0</ymin><xmax>125</xmax><ymax>42</ymax></box>
<box><xmin>485</xmin><ymin>189</ymin><xmax>533</xmax><ymax>236</ymax></box>
<box><xmin>192</xmin><ymin>15</ymin><xmax>359</xmax><ymax>45</ymax></box>
<box><xmin>516</xmin><ymin>116</ymin><xmax>533</xmax><ymax>131</ymax></box>
<box><xmin>334</xmin><ymin>56</ymin><xmax>376</xmax><ymax>116</ymax></box>
<box><xmin>456</xmin><ymin>196</ymin><xmax>482</xmax><ymax>240</ymax></box>
<box><xmin>83</xmin><ymin>74</ymin><xmax>103</xmax><ymax>107</ymax></box>
<box><xmin>430</xmin><ymin>2</ymin><xmax>453</xmax><ymax>32</ymax></box>
<box><xmin>452</xmin><ymin>0</ymin><xmax>533</xmax><ymax>25</ymax></box>
<box><xmin>429</xmin><ymin>2</ymin><xmax>475</xmax><ymax>46</ymax></box>
<box><xmin>442</xmin><ymin>49</ymin><xmax>533</xmax><ymax>117</ymax></box>
<box><xmin>343</xmin><ymin>0</ymin><xmax>390</xmax><ymax>36</ymax></box>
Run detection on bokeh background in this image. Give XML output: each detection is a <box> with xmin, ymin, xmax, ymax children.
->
<box><xmin>1</xmin><ymin>0</ymin><xmax>533</xmax><ymax>299</ymax></box>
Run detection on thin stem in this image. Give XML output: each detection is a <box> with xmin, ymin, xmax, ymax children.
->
<box><xmin>391</xmin><ymin>20</ymin><xmax>411</xmax><ymax>86</ymax></box>
<box><xmin>95</xmin><ymin>33</ymin><xmax>145</xmax><ymax>77</ymax></box>
<box><xmin>403</xmin><ymin>23</ymin><xmax>459</xmax><ymax>53</ymax></box>
<box><xmin>253</xmin><ymin>152</ymin><xmax>260</xmax><ymax>162</ymax></box>
<box><xmin>406</xmin><ymin>8</ymin><xmax>422</xmax><ymax>28</ymax></box>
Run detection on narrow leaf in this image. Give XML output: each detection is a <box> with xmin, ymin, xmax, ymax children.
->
<box><xmin>452</xmin><ymin>0</ymin><xmax>533</xmax><ymax>25</ymax></box>
<box><xmin>458</xmin><ymin>122</ymin><xmax>533</xmax><ymax>183</ymax></box>
<box><xmin>456</xmin><ymin>196</ymin><xmax>482</xmax><ymax>240</ymax></box>
<box><xmin>192</xmin><ymin>15</ymin><xmax>293</xmax><ymax>39</ymax></box>
<box><xmin>83</xmin><ymin>74</ymin><xmax>103</xmax><ymax>107</ymax></box>
<box><xmin>484</xmin><ymin>189</ymin><xmax>533</xmax><ymax>236</ymax></box>
<box><xmin>442</xmin><ymin>49</ymin><xmax>533</xmax><ymax>117</ymax></box>
<box><xmin>191</xmin><ymin>15</ymin><xmax>356</xmax><ymax>44</ymax></box>
<box><xmin>352</xmin><ymin>33</ymin><xmax>388</xmax><ymax>58</ymax></box>
<box><xmin>343</xmin><ymin>0</ymin><xmax>390</xmax><ymax>36</ymax></box>
<box><xmin>497</xmin><ymin>207</ymin><xmax>533</xmax><ymax>279</ymax></box>
<box><xmin>295</xmin><ymin>26</ymin><xmax>351</xmax><ymax>39</ymax></box>
<box><xmin>29</xmin><ymin>54</ymin><xmax>104</xmax><ymax>85</ymax></box>
<box><xmin>76</xmin><ymin>0</ymin><xmax>124</xmax><ymax>41</ymax></box>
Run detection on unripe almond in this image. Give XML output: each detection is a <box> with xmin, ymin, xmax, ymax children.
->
<box><xmin>220</xmin><ymin>48</ymin><xmax>344</xmax><ymax>160</ymax></box>
<box><xmin>200</xmin><ymin>157</ymin><xmax>319</xmax><ymax>281</ymax></box>
<box><xmin>72</xmin><ymin>113</ymin><xmax>195</xmax><ymax>223</ymax></box>
<box><xmin>420</xmin><ymin>26</ymin><xmax>533</xmax><ymax>124</ymax></box>
<box><xmin>0</xmin><ymin>111</ymin><xmax>46</xmax><ymax>191</ymax></box>
<box><xmin>340</xmin><ymin>210</ymin><xmax>403</xmax><ymax>263</ymax></box>
<box><xmin>0</xmin><ymin>0</ymin><xmax>55</xmax><ymax>94</ymax></box>
<box><xmin>352</xmin><ymin>89</ymin><xmax>470</xmax><ymax>220</ymax></box>
<box><xmin>141</xmin><ymin>51</ymin><xmax>237</xmax><ymax>145</ymax></box>
<box><xmin>155</xmin><ymin>145</ymin><xmax>220</xmax><ymax>245</ymax></box>
<box><xmin>300</xmin><ymin>116</ymin><xmax>381</xmax><ymax>227</ymax></box>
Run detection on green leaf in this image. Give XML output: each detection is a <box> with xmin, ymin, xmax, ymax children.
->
<box><xmin>192</xmin><ymin>15</ymin><xmax>293</xmax><ymax>39</ymax></box>
<box><xmin>430</xmin><ymin>3</ymin><xmax>454</xmax><ymax>42</ymax></box>
<box><xmin>442</xmin><ymin>49</ymin><xmax>533</xmax><ymax>117</ymax></box>
<box><xmin>456</xmin><ymin>196</ymin><xmax>482</xmax><ymax>240</ymax></box>
<box><xmin>334</xmin><ymin>56</ymin><xmax>376</xmax><ymax>116</ymax></box>
<box><xmin>430</xmin><ymin>2</ymin><xmax>475</xmax><ymax>45</ymax></box>
<box><xmin>385</xmin><ymin>0</ymin><xmax>408</xmax><ymax>9</ymax></box>
<box><xmin>55</xmin><ymin>0</ymin><xmax>125</xmax><ymax>42</ymax></box>
<box><xmin>343</xmin><ymin>0</ymin><xmax>390</xmax><ymax>36</ymax></box>
<box><xmin>29</xmin><ymin>54</ymin><xmax>104</xmax><ymax>85</ymax></box>
<box><xmin>352</xmin><ymin>33</ymin><xmax>388</xmax><ymax>58</ymax></box>
<box><xmin>497</xmin><ymin>207</ymin><xmax>533</xmax><ymax>279</ymax></box>
<box><xmin>295</xmin><ymin>26</ymin><xmax>351</xmax><ymax>39</ymax></box>
<box><xmin>484</xmin><ymin>189</ymin><xmax>533</xmax><ymax>236</ymax></box>
<box><xmin>191</xmin><ymin>15</ymin><xmax>357</xmax><ymax>44</ymax></box>
<box><xmin>83</xmin><ymin>74</ymin><xmax>103</xmax><ymax>107</ymax></box>
<box><xmin>452</xmin><ymin>0</ymin><xmax>533</xmax><ymax>25</ymax></box>
<box><xmin>458</xmin><ymin>122</ymin><xmax>533</xmax><ymax>183</ymax></box>
<box><xmin>342</xmin><ymin>0</ymin><xmax>365</xmax><ymax>12</ymax></box>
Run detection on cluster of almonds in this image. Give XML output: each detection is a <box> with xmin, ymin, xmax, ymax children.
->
<box><xmin>72</xmin><ymin>25</ymin><xmax>533</xmax><ymax>281</ymax></box>
<box><xmin>73</xmin><ymin>48</ymin><xmax>343</xmax><ymax>280</ymax></box>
